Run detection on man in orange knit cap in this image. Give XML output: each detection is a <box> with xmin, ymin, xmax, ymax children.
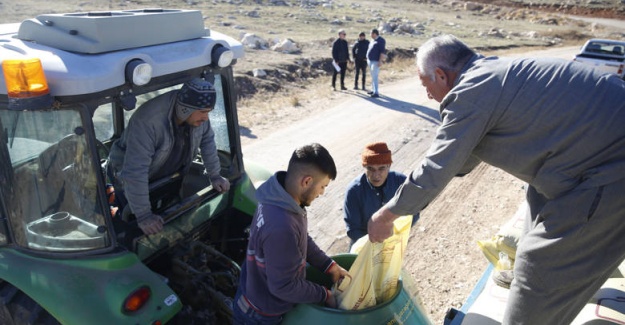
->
<box><xmin>343</xmin><ymin>142</ymin><xmax>419</xmax><ymax>246</ymax></box>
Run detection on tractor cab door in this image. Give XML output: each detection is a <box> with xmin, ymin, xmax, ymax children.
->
<box><xmin>0</xmin><ymin>107</ymin><xmax>112</xmax><ymax>253</ymax></box>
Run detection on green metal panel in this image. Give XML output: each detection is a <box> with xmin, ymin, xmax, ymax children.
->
<box><xmin>0</xmin><ymin>248</ymin><xmax>181</xmax><ymax>324</ymax></box>
<box><xmin>232</xmin><ymin>173</ymin><xmax>261</xmax><ymax>216</ymax></box>
<box><xmin>135</xmin><ymin>192</ymin><xmax>229</xmax><ymax>260</ymax></box>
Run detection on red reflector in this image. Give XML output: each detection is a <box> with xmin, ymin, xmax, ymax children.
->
<box><xmin>152</xmin><ymin>321</ymin><xmax>162</xmax><ymax>325</ymax></box>
<box><xmin>123</xmin><ymin>286</ymin><xmax>151</xmax><ymax>313</ymax></box>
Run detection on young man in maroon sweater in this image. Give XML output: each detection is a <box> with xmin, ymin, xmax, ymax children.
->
<box><xmin>233</xmin><ymin>143</ymin><xmax>349</xmax><ymax>324</ymax></box>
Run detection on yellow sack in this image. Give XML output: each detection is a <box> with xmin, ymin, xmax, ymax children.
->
<box><xmin>477</xmin><ymin>202</ymin><xmax>526</xmax><ymax>270</ymax></box>
<box><xmin>333</xmin><ymin>215</ymin><xmax>412</xmax><ymax>310</ymax></box>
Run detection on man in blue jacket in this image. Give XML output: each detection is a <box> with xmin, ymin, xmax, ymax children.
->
<box><xmin>343</xmin><ymin>142</ymin><xmax>418</xmax><ymax>247</ymax></box>
<box><xmin>108</xmin><ymin>78</ymin><xmax>230</xmax><ymax>235</ymax></box>
<box><xmin>234</xmin><ymin>143</ymin><xmax>349</xmax><ymax>324</ymax></box>
<box><xmin>366</xmin><ymin>28</ymin><xmax>386</xmax><ymax>97</ymax></box>
<box><xmin>368</xmin><ymin>34</ymin><xmax>625</xmax><ymax>324</ymax></box>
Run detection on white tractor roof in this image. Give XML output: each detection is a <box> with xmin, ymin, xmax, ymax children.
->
<box><xmin>0</xmin><ymin>9</ymin><xmax>244</xmax><ymax>97</ymax></box>
<box><xmin>17</xmin><ymin>9</ymin><xmax>207</xmax><ymax>54</ymax></box>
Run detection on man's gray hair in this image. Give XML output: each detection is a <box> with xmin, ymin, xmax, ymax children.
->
<box><xmin>416</xmin><ymin>34</ymin><xmax>476</xmax><ymax>81</ymax></box>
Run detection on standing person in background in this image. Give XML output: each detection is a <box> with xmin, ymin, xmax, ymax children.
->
<box><xmin>366</xmin><ymin>28</ymin><xmax>386</xmax><ymax>98</ymax></box>
<box><xmin>233</xmin><ymin>143</ymin><xmax>349</xmax><ymax>324</ymax></box>
<box><xmin>343</xmin><ymin>142</ymin><xmax>419</xmax><ymax>247</ymax></box>
<box><xmin>367</xmin><ymin>34</ymin><xmax>625</xmax><ymax>324</ymax></box>
<box><xmin>352</xmin><ymin>31</ymin><xmax>370</xmax><ymax>91</ymax></box>
<box><xmin>331</xmin><ymin>29</ymin><xmax>350</xmax><ymax>91</ymax></box>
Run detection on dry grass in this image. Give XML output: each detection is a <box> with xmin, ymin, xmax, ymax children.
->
<box><xmin>237</xmin><ymin>75</ymin><xmax>331</xmax><ymax>130</ymax></box>
<box><xmin>236</xmin><ymin>56</ymin><xmax>418</xmax><ymax>131</ymax></box>
<box><xmin>3</xmin><ymin>0</ymin><xmax>622</xmax><ymax>140</ymax></box>
<box><xmin>383</xmin><ymin>57</ymin><xmax>419</xmax><ymax>82</ymax></box>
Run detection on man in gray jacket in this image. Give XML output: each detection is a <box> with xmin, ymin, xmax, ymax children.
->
<box><xmin>108</xmin><ymin>78</ymin><xmax>230</xmax><ymax>235</ymax></box>
<box><xmin>368</xmin><ymin>34</ymin><xmax>625</xmax><ymax>324</ymax></box>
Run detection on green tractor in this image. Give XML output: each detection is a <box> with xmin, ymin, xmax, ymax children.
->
<box><xmin>0</xmin><ymin>9</ymin><xmax>270</xmax><ymax>324</ymax></box>
<box><xmin>0</xmin><ymin>8</ymin><xmax>435</xmax><ymax>325</ymax></box>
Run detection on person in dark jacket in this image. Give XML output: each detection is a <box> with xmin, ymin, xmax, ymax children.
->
<box><xmin>331</xmin><ymin>29</ymin><xmax>350</xmax><ymax>90</ymax></box>
<box><xmin>366</xmin><ymin>29</ymin><xmax>386</xmax><ymax>97</ymax></box>
<box><xmin>343</xmin><ymin>142</ymin><xmax>418</xmax><ymax>246</ymax></box>
<box><xmin>352</xmin><ymin>31</ymin><xmax>370</xmax><ymax>90</ymax></box>
<box><xmin>233</xmin><ymin>143</ymin><xmax>349</xmax><ymax>324</ymax></box>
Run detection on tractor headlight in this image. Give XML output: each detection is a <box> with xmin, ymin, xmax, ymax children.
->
<box><xmin>125</xmin><ymin>59</ymin><xmax>152</xmax><ymax>86</ymax></box>
<box><xmin>211</xmin><ymin>46</ymin><xmax>234</xmax><ymax>68</ymax></box>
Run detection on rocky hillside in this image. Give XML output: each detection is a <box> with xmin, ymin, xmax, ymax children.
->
<box><xmin>2</xmin><ymin>1</ymin><xmax>623</xmax><ymax>101</ymax></box>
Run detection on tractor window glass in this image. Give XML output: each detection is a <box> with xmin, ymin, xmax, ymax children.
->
<box><xmin>209</xmin><ymin>75</ymin><xmax>231</xmax><ymax>153</ymax></box>
<box><xmin>124</xmin><ymin>75</ymin><xmax>231</xmax><ymax>155</ymax></box>
<box><xmin>0</xmin><ymin>109</ymin><xmax>110</xmax><ymax>252</ymax></box>
<box><xmin>93</xmin><ymin>103</ymin><xmax>114</xmax><ymax>142</ymax></box>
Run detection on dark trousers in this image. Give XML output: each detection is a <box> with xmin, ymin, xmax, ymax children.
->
<box><xmin>505</xmin><ymin>178</ymin><xmax>625</xmax><ymax>324</ymax></box>
<box><xmin>354</xmin><ymin>59</ymin><xmax>367</xmax><ymax>88</ymax></box>
<box><xmin>332</xmin><ymin>61</ymin><xmax>348</xmax><ymax>88</ymax></box>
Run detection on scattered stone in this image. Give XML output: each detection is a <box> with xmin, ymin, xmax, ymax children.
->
<box><xmin>465</xmin><ymin>2</ymin><xmax>483</xmax><ymax>11</ymax></box>
<box><xmin>253</xmin><ymin>68</ymin><xmax>267</xmax><ymax>78</ymax></box>
<box><xmin>378</xmin><ymin>22</ymin><xmax>394</xmax><ymax>34</ymax></box>
<box><xmin>247</xmin><ymin>10</ymin><xmax>260</xmax><ymax>18</ymax></box>
<box><xmin>271</xmin><ymin>38</ymin><xmax>301</xmax><ymax>54</ymax></box>
<box><xmin>241</xmin><ymin>33</ymin><xmax>268</xmax><ymax>49</ymax></box>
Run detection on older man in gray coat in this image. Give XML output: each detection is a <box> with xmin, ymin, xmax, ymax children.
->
<box><xmin>368</xmin><ymin>34</ymin><xmax>625</xmax><ymax>324</ymax></box>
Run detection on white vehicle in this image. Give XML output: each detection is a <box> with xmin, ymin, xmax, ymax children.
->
<box><xmin>573</xmin><ymin>38</ymin><xmax>625</xmax><ymax>79</ymax></box>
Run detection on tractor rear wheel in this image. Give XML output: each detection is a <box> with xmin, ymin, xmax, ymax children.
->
<box><xmin>0</xmin><ymin>280</ymin><xmax>60</xmax><ymax>325</ymax></box>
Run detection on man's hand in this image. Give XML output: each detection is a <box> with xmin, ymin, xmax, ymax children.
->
<box><xmin>137</xmin><ymin>213</ymin><xmax>164</xmax><ymax>235</ymax></box>
<box><xmin>367</xmin><ymin>206</ymin><xmax>398</xmax><ymax>242</ymax></box>
<box><xmin>325</xmin><ymin>290</ymin><xmax>337</xmax><ymax>308</ymax></box>
<box><xmin>327</xmin><ymin>262</ymin><xmax>350</xmax><ymax>284</ymax></box>
<box><xmin>210</xmin><ymin>175</ymin><xmax>231</xmax><ymax>193</ymax></box>
<box><xmin>324</xmin><ymin>263</ymin><xmax>350</xmax><ymax>309</ymax></box>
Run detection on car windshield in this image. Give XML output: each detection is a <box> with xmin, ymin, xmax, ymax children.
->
<box><xmin>586</xmin><ymin>41</ymin><xmax>625</xmax><ymax>56</ymax></box>
<box><xmin>0</xmin><ymin>108</ymin><xmax>110</xmax><ymax>252</ymax></box>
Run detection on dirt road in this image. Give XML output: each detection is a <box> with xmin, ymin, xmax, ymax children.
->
<box><xmin>242</xmin><ymin>46</ymin><xmax>580</xmax><ymax>323</ymax></box>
